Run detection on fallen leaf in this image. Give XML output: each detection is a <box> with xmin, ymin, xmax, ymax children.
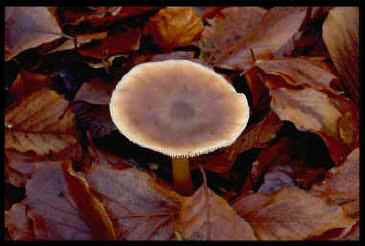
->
<box><xmin>254</xmin><ymin>57</ymin><xmax>339</xmax><ymax>94</ymax></box>
<box><xmin>257</xmin><ymin>165</ymin><xmax>295</xmax><ymax>193</ymax></box>
<box><xmin>62</xmin><ymin>7</ymin><xmax>158</xmax><ymax>27</ymax></box>
<box><xmin>5</xmin><ymin>203</ymin><xmax>34</xmax><ymax>240</ymax></box>
<box><xmin>5</xmin><ymin>7</ymin><xmax>63</xmax><ymax>60</ymax></box>
<box><xmin>5</xmin><ymin>150</ymin><xmax>63</xmax><ymax>187</ymax></box>
<box><xmin>8</xmin><ymin>70</ymin><xmax>50</xmax><ymax>104</ymax></box>
<box><xmin>24</xmin><ymin>163</ymin><xmax>93</xmax><ymax>239</ymax></box>
<box><xmin>5</xmin><ymin>89</ymin><xmax>81</xmax><ymax>158</ymax></box>
<box><xmin>311</xmin><ymin>148</ymin><xmax>359</xmax><ymax>218</ymax></box>
<box><xmin>72</xmin><ymin>102</ymin><xmax>116</xmax><ymax>138</ymax></box>
<box><xmin>177</xmin><ymin>172</ymin><xmax>256</xmax><ymax>240</ymax></box>
<box><xmin>85</xmin><ymin>165</ymin><xmax>183</xmax><ymax>240</ymax></box>
<box><xmin>234</xmin><ymin>187</ymin><xmax>355</xmax><ymax>240</ymax></box>
<box><xmin>269</xmin><ymin>86</ymin><xmax>358</xmax><ymax>164</ymax></box>
<box><xmin>48</xmin><ymin>32</ymin><xmax>107</xmax><ymax>54</ymax></box>
<box><xmin>62</xmin><ymin>161</ymin><xmax>116</xmax><ymax>240</ymax></box>
<box><xmin>323</xmin><ymin>7</ymin><xmax>359</xmax><ymax>103</ymax></box>
<box><xmin>211</xmin><ymin>7</ymin><xmax>308</xmax><ymax>70</ymax></box>
<box><xmin>146</xmin><ymin>7</ymin><xmax>204</xmax><ymax>50</ymax></box>
<box><xmin>74</xmin><ymin>78</ymin><xmax>114</xmax><ymax>105</ymax></box>
<box><xmin>151</xmin><ymin>51</ymin><xmax>195</xmax><ymax>62</ymax></box>
<box><xmin>191</xmin><ymin>112</ymin><xmax>282</xmax><ymax>174</ymax></box>
<box><xmin>77</xmin><ymin>29</ymin><xmax>141</xmax><ymax>59</ymax></box>
<box><xmin>199</xmin><ymin>7</ymin><xmax>267</xmax><ymax>65</ymax></box>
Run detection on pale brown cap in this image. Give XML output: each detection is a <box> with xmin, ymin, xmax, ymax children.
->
<box><xmin>110</xmin><ymin>60</ymin><xmax>249</xmax><ymax>158</ymax></box>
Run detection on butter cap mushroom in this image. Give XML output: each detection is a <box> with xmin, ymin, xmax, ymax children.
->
<box><xmin>110</xmin><ymin>60</ymin><xmax>249</xmax><ymax>195</ymax></box>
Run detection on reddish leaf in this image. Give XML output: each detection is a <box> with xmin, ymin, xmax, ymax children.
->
<box><xmin>5</xmin><ymin>89</ymin><xmax>81</xmax><ymax>158</ymax></box>
<box><xmin>177</xmin><ymin>172</ymin><xmax>256</xmax><ymax>240</ymax></box>
<box><xmin>8</xmin><ymin>71</ymin><xmax>50</xmax><ymax>104</ymax></box>
<box><xmin>77</xmin><ymin>29</ymin><xmax>141</xmax><ymax>59</ymax></box>
<box><xmin>269</xmin><ymin>86</ymin><xmax>358</xmax><ymax>164</ymax></box>
<box><xmin>5</xmin><ymin>203</ymin><xmax>34</xmax><ymax>240</ymax></box>
<box><xmin>211</xmin><ymin>7</ymin><xmax>308</xmax><ymax>70</ymax></box>
<box><xmin>311</xmin><ymin>148</ymin><xmax>359</xmax><ymax>218</ymax></box>
<box><xmin>62</xmin><ymin>161</ymin><xmax>116</xmax><ymax>240</ymax></box>
<box><xmin>199</xmin><ymin>7</ymin><xmax>267</xmax><ymax>65</ymax></box>
<box><xmin>85</xmin><ymin>165</ymin><xmax>183</xmax><ymax>240</ymax></box>
<box><xmin>5</xmin><ymin>7</ymin><xmax>63</xmax><ymax>60</ymax></box>
<box><xmin>234</xmin><ymin>187</ymin><xmax>355</xmax><ymax>240</ymax></box>
<box><xmin>74</xmin><ymin>78</ymin><xmax>114</xmax><ymax>105</ymax></box>
<box><xmin>145</xmin><ymin>7</ymin><xmax>204</xmax><ymax>50</ymax></box>
<box><xmin>254</xmin><ymin>57</ymin><xmax>339</xmax><ymax>94</ymax></box>
<box><xmin>323</xmin><ymin>7</ymin><xmax>359</xmax><ymax>103</ymax></box>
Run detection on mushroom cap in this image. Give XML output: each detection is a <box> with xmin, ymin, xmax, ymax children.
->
<box><xmin>110</xmin><ymin>60</ymin><xmax>249</xmax><ymax>158</ymax></box>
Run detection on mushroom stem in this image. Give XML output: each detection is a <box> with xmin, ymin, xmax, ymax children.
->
<box><xmin>172</xmin><ymin>158</ymin><xmax>193</xmax><ymax>196</ymax></box>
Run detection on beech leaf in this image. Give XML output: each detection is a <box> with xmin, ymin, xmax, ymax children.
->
<box><xmin>234</xmin><ymin>187</ymin><xmax>355</xmax><ymax>240</ymax></box>
<box><xmin>85</xmin><ymin>165</ymin><xmax>183</xmax><ymax>240</ymax></box>
<box><xmin>5</xmin><ymin>89</ymin><xmax>81</xmax><ymax>158</ymax></box>
<box><xmin>178</xmin><ymin>173</ymin><xmax>256</xmax><ymax>240</ymax></box>
<box><xmin>323</xmin><ymin>7</ymin><xmax>359</xmax><ymax>103</ymax></box>
<box><xmin>311</xmin><ymin>148</ymin><xmax>359</xmax><ymax>218</ymax></box>
<box><xmin>146</xmin><ymin>7</ymin><xmax>204</xmax><ymax>50</ymax></box>
<box><xmin>5</xmin><ymin>7</ymin><xmax>63</xmax><ymax>60</ymax></box>
<box><xmin>5</xmin><ymin>203</ymin><xmax>34</xmax><ymax>240</ymax></box>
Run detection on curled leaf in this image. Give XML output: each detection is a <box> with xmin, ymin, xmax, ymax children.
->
<box><xmin>5</xmin><ymin>7</ymin><xmax>63</xmax><ymax>60</ymax></box>
<box><xmin>146</xmin><ymin>7</ymin><xmax>203</xmax><ymax>50</ymax></box>
<box><xmin>5</xmin><ymin>89</ymin><xmax>81</xmax><ymax>158</ymax></box>
<box><xmin>323</xmin><ymin>7</ymin><xmax>359</xmax><ymax>103</ymax></box>
<box><xmin>234</xmin><ymin>187</ymin><xmax>355</xmax><ymax>240</ymax></box>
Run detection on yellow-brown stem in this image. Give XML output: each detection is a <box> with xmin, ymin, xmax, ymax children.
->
<box><xmin>172</xmin><ymin>158</ymin><xmax>193</xmax><ymax>196</ymax></box>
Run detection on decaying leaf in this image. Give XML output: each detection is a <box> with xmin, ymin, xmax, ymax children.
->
<box><xmin>5</xmin><ymin>203</ymin><xmax>34</xmax><ymax>240</ymax></box>
<box><xmin>5</xmin><ymin>7</ymin><xmax>63</xmax><ymax>60</ymax></box>
<box><xmin>200</xmin><ymin>7</ymin><xmax>267</xmax><ymax>65</ymax></box>
<box><xmin>77</xmin><ymin>29</ymin><xmax>141</xmax><ymax>59</ymax></box>
<box><xmin>8</xmin><ymin>71</ymin><xmax>50</xmax><ymax>104</ymax></box>
<box><xmin>5</xmin><ymin>89</ymin><xmax>81</xmax><ymax>158</ymax></box>
<box><xmin>24</xmin><ymin>163</ymin><xmax>93</xmax><ymax>239</ymax></box>
<box><xmin>63</xmin><ymin>161</ymin><xmax>116</xmax><ymax>240</ymax></box>
<box><xmin>145</xmin><ymin>7</ymin><xmax>204</xmax><ymax>50</ymax></box>
<box><xmin>311</xmin><ymin>148</ymin><xmax>359</xmax><ymax>218</ymax></box>
<box><xmin>209</xmin><ymin>7</ymin><xmax>307</xmax><ymax>70</ymax></box>
<box><xmin>234</xmin><ymin>187</ymin><xmax>355</xmax><ymax>240</ymax></box>
<box><xmin>254</xmin><ymin>57</ymin><xmax>338</xmax><ymax>93</ymax></box>
<box><xmin>269</xmin><ymin>86</ymin><xmax>358</xmax><ymax>164</ymax></box>
<box><xmin>74</xmin><ymin>78</ymin><xmax>114</xmax><ymax>105</ymax></box>
<box><xmin>323</xmin><ymin>7</ymin><xmax>359</xmax><ymax>103</ymax></box>
<box><xmin>73</xmin><ymin>102</ymin><xmax>116</xmax><ymax>138</ymax></box>
<box><xmin>85</xmin><ymin>165</ymin><xmax>183</xmax><ymax>240</ymax></box>
<box><xmin>177</xmin><ymin>172</ymin><xmax>256</xmax><ymax>240</ymax></box>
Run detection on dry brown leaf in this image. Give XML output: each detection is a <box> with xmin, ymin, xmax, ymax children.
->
<box><xmin>269</xmin><ymin>87</ymin><xmax>358</xmax><ymax>164</ymax></box>
<box><xmin>234</xmin><ymin>187</ymin><xmax>355</xmax><ymax>240</ymax></box>
<box><xmin>8</xmin><ymin>71</ymin><xmax>50</xmax><ymax>104</ymax></box>
<box><xmin>254</xmin><ymin>57</ymin><xmax>338</xmax><ymax>93</ymax></box>
<box><xmin>74</xmin><ymin>78</ymin><xmax>114</xmax><ymax>105</ymax></box>
<box><xmin>146</xmin><ymin>7</ymin><xmax>203</xmax><ymax>50</ymax></box>
<box><xmin>311</xmin><ymin>148</ymin><xmax>359</xmax><ymax>218</ymax></box>
<box><xmin>48</xmin><ymin>32</ymin><xmax>107</xmax><ymax>54</ymax></box>
<box><xmin>5</xmin><ymin>7</ymin><xmax>63</xmax><ymax>60</ymax></box>
<box><xmin>23</xmin><ymin>163</ymin><xmax>93</xmax><ymax>239</ymax></box>
<box><xmin>200</xmin><ymin>7</ymin><xmax>267</xmax><ymax>65</ymax></box>
<box><xmin>62</xmin><ymin>7</ymin><xmax>158</xmax><ymax>27</ymax></box>
<box><xmin>5</xmin><ymin>89</ymin><xmax>81</xmax><ymax>158</ymax></box>
<box><xmin>85</xmin><ymin>165</ymin><xmax>183</xmax><ymax>240</ymax></box>
<box><xmin>5</xmin><ymin>203</ymin><xmax>34</xmax><ymax>240</ymax></box>
<box><xmin>191</xmin><ymin>112</ymin><xmax>282</xmax><ymax>174</ymax></box>
<box><xmin>178</xmin><ymin>175</ymin><xmax>256</xmax><ymax>240</ymax></box>
<box><xmin>323</xmin><ymin>7</ymin><xmax>359</xmax><ymax>103</ymax></box>
<box><xmin>62</xmin><ymin>161</ymin><xmax>116</xmax><ymax>240</ymax></box>
<box><xmin>5</xmin><ymin>150</ymin><xmax>64</xmax><ymax>187</ymax></box>
<box><xmin>211</xmin><ymin>7</ymin><xmax>307</xmax><ymax>70</ymax></box>
<box><xmin>77</xmin><ymin>29</ymin><xmax>141</xmax><ymax>59</ymax></box>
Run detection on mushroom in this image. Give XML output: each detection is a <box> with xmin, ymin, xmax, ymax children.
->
<box><xmin>110</xmin><ymin>60</ymin><xmax>249</xmax><ymax>195</ymax></box>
